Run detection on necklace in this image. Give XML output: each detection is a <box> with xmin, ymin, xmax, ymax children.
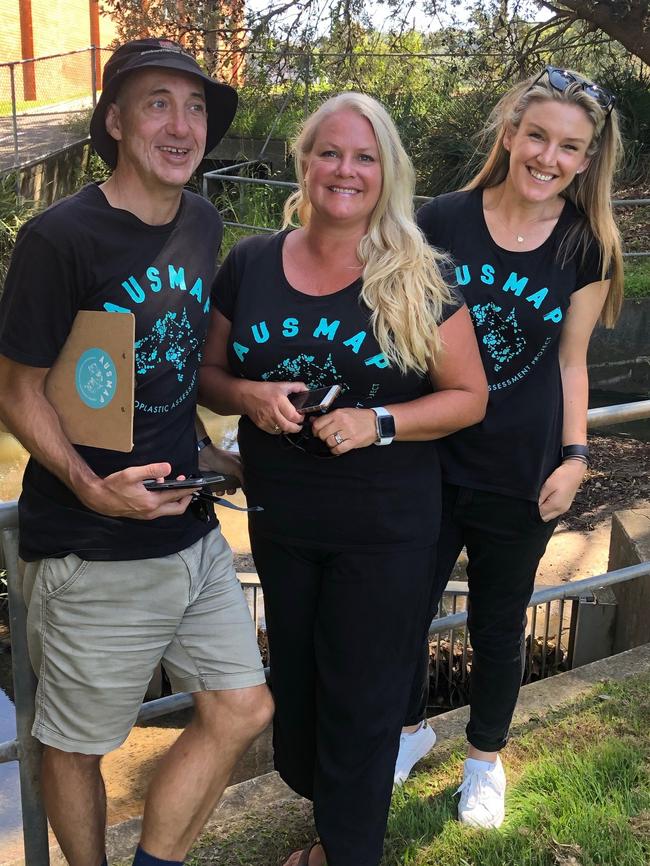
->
<box><xmin>486</xmin><ymin>201</ymin><xmax>559</xmax><ymax>245</ymax></box>
<box><xmin>487</xmin><ymin>206</ymin><xmax>531</xmax><ymax>243</ymax></box>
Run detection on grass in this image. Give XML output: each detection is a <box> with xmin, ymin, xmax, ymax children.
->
<box><xmin>179</xmin><ymin>673</ymin><xmax>650</xmax><ymax>866</ymax></box>
<box><xmin>212</xmin><ymin>178</ymin><xmax>290</xmax><ymax>259</ymax></box>
<box><xmin>384</xmin><ymin>674</ymin><xmax>650</xmax><ymax>866</ymax></box>
<box><xmin>624</xmin><ymin>258</ymin><xmax>650</xmax><ymax>298</ymax></box>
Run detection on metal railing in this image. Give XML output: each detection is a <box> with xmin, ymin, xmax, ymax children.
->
<box><xmin>427</xmin><ymin>562</ymin><xmax>650</xmax><ymax>706</ymax></box>
<box><xmin>204</xmin><ymin>168</ymin><xmax>650</xmax><ymax>258</ymax></box>
<box><xmin>0</xmin><ymin>398</ymin><xmax>649</xmax><ymax>864</ymax></box>
<box><xmin>0</xmin><ymin>47</ymin><xmax>112</xmax><ymax>174</ymax></box>
<box><xmin>586</xmin><ymin>399</ymin><xmax>650</xmax><ymax>428</ymax></box>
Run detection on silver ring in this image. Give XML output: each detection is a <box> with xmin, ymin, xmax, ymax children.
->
<box><xmin>273</xmin><ymin>423</ymin><xmax>281</xmax><ymax>433</ymax></box>
<box><xmin>334</xmin><ymin>431</ymin><xmax>344</xmax><ymax>445</ymax></box>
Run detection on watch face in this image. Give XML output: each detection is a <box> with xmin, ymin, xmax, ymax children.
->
<box><xmin>378</xmin><ymin>414</ymin><xmax>396</xmax><ymax>438</ymax></box>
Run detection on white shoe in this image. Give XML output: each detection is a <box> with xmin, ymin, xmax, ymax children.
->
<box><xmin>393</xmin><ymin>721</ymin><xmax>436</xmax><ymax>785</ymax></box>
<box><xmin>455</xmin><ymin>755</ymin><xmax>506</xmax><ymax>828</ymax></box>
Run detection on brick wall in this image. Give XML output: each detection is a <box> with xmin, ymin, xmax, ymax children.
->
<box><xmin>0</xmin><ymin>0</ymin><xmax>118</xmax><ymax>107</ymax></box>
<box><xmin>0</xmin><ymin>6</ymin><xmax>23</xmax><ymax>68</ymax></box>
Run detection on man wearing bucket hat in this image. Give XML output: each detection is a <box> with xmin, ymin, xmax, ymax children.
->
<box><xmin>0</xmin><ymin>38</ymin><xmax>272</xmax><ymax>866</ymax></box>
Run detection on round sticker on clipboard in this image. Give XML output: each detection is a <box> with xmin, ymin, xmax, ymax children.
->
<box><xmin>75</xmin><ymin>348</ymin><xmax>117</xmax><ymax>409</ymax></box>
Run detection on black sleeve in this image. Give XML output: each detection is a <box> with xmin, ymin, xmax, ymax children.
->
<box><xmin>440</xmin><ymin>287</ymin><xmax>466</xmax><ymax>323</ymax></box>
<box><xmin>416</xmin><ymin>197</ymin><xmax>443</xmax><ymax>246</ymax></box>
<box><xmin>211</xmin><ymin>244</ymin><xmax>241</xmax><ymax>321</ymax></box>
<box><xmin>0</xmin><ymin>226</ymin><xmax>85</xmax><ymax>367</ymax></box>
<box><xmin>418</xmin><ymin>197</ymin><xmax>464</xmax><ymax>321</ymax></box>
<box><xmin>575</xmin><ymin>237</ymin><xmax>608</xmax><ymax>292</ymax></box>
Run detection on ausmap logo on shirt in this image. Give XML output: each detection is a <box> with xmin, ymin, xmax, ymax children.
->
<box><xmin>104</xmin><ymin>263</ymin><xmax>210</xmax><ymax>314</ymax></box>
<box><xmin>98</xmin><ymin>260</ymin><xmax>211</xmax><ymax>413</ymax></box>
<box><xmin>231</xmin><ymin>314</ymin><xmax>389</xmax><ymax>371</ymax></box>
<box><xmin>455</xmin><ymin>264</ymin><xmax>564</xmax><ymax>324</ymax></box>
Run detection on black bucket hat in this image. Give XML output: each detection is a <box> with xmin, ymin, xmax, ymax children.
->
<box><xmin>90</xmin><ymin>38</ymin><xmax>238</xmax><ymax>168</ymax></box>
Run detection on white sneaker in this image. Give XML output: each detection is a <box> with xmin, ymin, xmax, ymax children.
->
<box><xmin>393</xmin><ymin>721</ymin><xmax>436</xmax><ymax>785</ymax></box>
<box><xmin>455</xmin><ymin>755</ymin><xmax>506</xmax><ymax>828</ymax></box>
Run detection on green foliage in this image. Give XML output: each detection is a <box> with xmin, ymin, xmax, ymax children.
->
<box><xmin>212</xmin><ymin>172</ymin><xmax>289</xmax><ymax>258</ymax></box>
<box><xmin>80</xmin><ymin>151</ymin><xmax>111</xmax><ymax>186</ymax></box>
<box><xmin>624</xmin><ymin>258</ymin><xmax>650</xmax><ymax>299</ymax></box>
<box><xmin>231</xmin><ymin>86</ymin><xmax>316</xmax><ymax>141</ymax></box>
<box><xmin>0</xmin><ymin>176</ymin><xmax>35</xmax><ymax>292</ymax></box>
<box><xmin>0</xmin><ymin>152</ymin><xmax>110</xmax><ymax>295</ymax></box>
<box><xmin>599</xmin><ymin>63</ymin><xmax>650</xmax><ymax>187</ymax></box>
<box><xmin>408</xmin><ymin>85</ymin><xmax>501</xmax><ymax>196</ymax></box>
<box><xmin>224</xmin><ymin>20</ymin><xmax>649</xmax><ymax>198</ymax></box>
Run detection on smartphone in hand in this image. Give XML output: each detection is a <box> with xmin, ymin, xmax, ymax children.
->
<box><xmin>143</xmin><ymin>472</ymin><xmax>238</xmax><ymax>492</ymax></box>
<box><xmin>288</xmin><ymin>385</ymin><xmax>341</xmax><ymax>414</ymax></box>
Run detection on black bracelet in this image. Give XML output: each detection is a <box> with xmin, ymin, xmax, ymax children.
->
<box><xmin>197</xmin><ymin>436</ymin><xmax>212</xmax><ymax>452</ymax></box>
<box><xmin>561</xmin><ymin>444</ymin><xmax>590</xmax><ymax>464</ymax></box>
<box><xmin>564</xmin><ymin>455</ymin><xmax>589</xmax><ymax>467</ymax></box>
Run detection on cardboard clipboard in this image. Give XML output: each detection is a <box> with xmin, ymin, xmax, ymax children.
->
<box><xmin>44</xmin><ymin>310</ymin><xmax>135</xmax><ymax>452</ymax></box>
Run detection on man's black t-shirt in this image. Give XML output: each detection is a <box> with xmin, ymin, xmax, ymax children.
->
<box><xmin>417</xmin><ymin>188</ymin><xmax>604</xmax><ymax>501</ymax></box>
<box><xmin>213</xmin><ymin>230</ymin><xmax>461</xmax><ymax>551</ymax></box>
<box><xmin>0</xmin><ymin>184</ymin><xmax>222</xmax><ymax>561</ymax></box>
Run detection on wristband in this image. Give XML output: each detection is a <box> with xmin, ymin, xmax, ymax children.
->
<box><xmin>197</xmin><ymin>436</ymin><xmax>212</xmax><ymax>452</ymax></box>
<box><xmin>561</xmin><ymin>443</ymin><xmax>589</xmax><ymax>465</ymax></box>
<box><xmin>564</xmin><ymin>455</ymin><xmax>589</xmax><ymax>467</ymax></box>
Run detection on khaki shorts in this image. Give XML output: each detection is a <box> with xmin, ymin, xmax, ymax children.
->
<box><xmin>20</xmin><ymin>528</ymin><xmax>265</xmax><ymax>755</ymax></box>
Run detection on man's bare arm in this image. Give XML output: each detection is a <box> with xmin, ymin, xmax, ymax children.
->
<box><xmin>0</xmin><ymin>355</ymin><xmax>192</xmax><ymax>519</ymax></box>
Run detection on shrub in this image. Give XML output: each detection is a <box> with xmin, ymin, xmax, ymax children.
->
<box><xmin>0</xmin><ymin>176</ymin><xmax>35</xmax><ymax>293</ymax></box>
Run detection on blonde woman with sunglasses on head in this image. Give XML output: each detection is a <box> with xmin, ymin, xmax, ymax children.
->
<box><xmin>395</xmin><ymin>67</ymin><xmax>624</xmax><ymax>827</ymax></box>
<box><xmin>199</xmin><ymin>92</ymin><xmax>487</xmax><ymax>866</ymax></box>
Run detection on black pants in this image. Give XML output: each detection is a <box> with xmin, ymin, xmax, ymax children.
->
<box><xmin>251</xmin><ymin>535</ymin><xmax>438</xmax><ymax>866</ymax></box>
<box><xmin>404</xmin><ymin>484</ymin><xmax>558</xmax><ymax>752</ymax></box>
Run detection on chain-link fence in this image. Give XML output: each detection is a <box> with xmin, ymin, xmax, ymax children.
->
<box><xmin>0</xmin><ymin>47</ymin><xmax>113</xmax><ymax>174</ymax></box>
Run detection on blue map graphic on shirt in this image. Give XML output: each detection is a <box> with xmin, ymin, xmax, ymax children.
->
<box><xmin>471</xmin><ymin>302</ymin><xmax>526</xmax><ymax>373</ymax></box>
<box><xmin>135</xmin><ymin>309</ymin><xmax>199</xmax><ymax>382</ymax></box>
<box><xmin>262</xmin><ymin>353</ymin><xmax>348</xmax><ymax>392</ymax></box>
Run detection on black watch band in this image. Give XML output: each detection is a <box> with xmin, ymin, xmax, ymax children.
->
<box><xmin>561</xmin><ymin>443</ymin><xmax>589</xmax><ymax>464</ymax></box>
<box><xmin>197</xmin><ymin>436</ymin><xmax>212</xmax><ymax>452</ymax></box>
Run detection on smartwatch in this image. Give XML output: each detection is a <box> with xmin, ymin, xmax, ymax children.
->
<box><xmin>372</xmin><ymin>407</ymin><xmax>395</xmax><ymax>445</ymax></box>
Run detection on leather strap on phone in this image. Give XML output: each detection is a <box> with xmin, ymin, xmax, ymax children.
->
<box><xmin>193</xmin><ymin>490</ymin><xmax>264</xmax><ymax>512</ymax></box>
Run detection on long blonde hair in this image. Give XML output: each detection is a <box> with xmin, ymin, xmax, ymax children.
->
<box><xmin>283</xmin><ymin>92</ymin><xmax>454</xmax><ymax>374</ymax></box>
<box><xmin>466</xmin><ymin>71</ymin><xmax>624</xmax><ymax>327</ymax></box>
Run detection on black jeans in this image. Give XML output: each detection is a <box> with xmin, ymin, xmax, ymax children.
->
<box><xmin>251</xmin><ymin>535</ymin><xmax>438</xmax><ymax>866</ymax></box>
<box><xmin>404</xmin><ymin>484</ymin><xmax>558</xmax><ymax>752</ymax></box>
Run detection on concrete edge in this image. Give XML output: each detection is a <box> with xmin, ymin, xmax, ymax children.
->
<box><xmin>3</xmin><ymin>643</ymin><xmax>649</xmax><ymax>866</ymax></box>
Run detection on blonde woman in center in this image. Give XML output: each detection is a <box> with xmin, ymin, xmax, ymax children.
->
<box><xmin>199</xmin><ymin>92</ymin><xmax>487</xmax><ymax>866</ymax></box>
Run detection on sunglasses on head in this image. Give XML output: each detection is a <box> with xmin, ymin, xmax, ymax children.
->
<box><xmin>531</xmin><ymin>65</ymin><xmax>616</xmax><ymax>115</ymax></box>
